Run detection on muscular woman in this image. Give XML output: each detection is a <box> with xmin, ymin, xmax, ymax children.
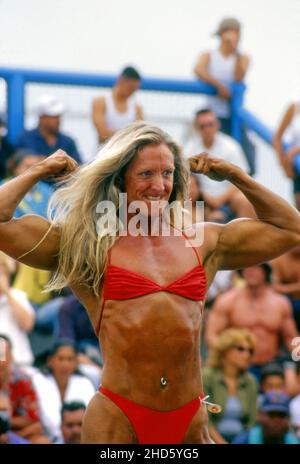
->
<box><xmin>0</xmin><ymin>122</ymin><xmax>299</xmax><ymax>444</ymax></box>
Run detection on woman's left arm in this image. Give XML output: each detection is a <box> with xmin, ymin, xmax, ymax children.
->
<box><xmin>189</xmin><ymin>154</ymin><xmax>300</xmax><ymax>269</ymax></box>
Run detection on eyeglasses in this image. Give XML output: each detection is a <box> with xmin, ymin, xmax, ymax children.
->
<box><xmin>232</xmin><ymin>345</ymin><xmax>254</xmax><ymax>356</ymax></box>
<box><xmin>196</xmin><ymin>122</ymin><xmax>216</xmax><ymax>130</ymax></box>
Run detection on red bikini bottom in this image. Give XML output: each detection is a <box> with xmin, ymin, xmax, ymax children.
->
<box><xmin>99</xmin><ymin>385</ymin><xmax>205</xmax><ymax>444</ymax></box>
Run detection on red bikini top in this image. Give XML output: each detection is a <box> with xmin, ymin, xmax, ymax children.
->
<box><xmin>97</xmin><ymin>233</ymin><xmax>207</xmax><ymax>334</ymax></box>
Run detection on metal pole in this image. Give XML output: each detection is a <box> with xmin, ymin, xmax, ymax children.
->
<box><xmin>6</xmin><ymin>73</ymin><xmax>25</xmax><ymax>145</ymax></box>
<box><xmin>231</xmin><ymin>82</ymin><xmax>246</xmax><ymax>143</ymax></box>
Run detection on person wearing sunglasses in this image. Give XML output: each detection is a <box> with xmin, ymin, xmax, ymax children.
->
<box><xmin>203</xmin><ymin>328</ymin><xmax>257</xmax><ymax>444</ymax></box>
<box><xmin>185</xmin><ymin>109</ymin><xmax>254</xmax><ymax>221</ymax></box>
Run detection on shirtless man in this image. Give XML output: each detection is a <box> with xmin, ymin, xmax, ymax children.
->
<box><xmin>271</xmin><ymin>245</ymin><xmax>300</xmax><ymax>331</ymax></box>
<box><xmin>205</xmin><ymin>264</ymin><xmax>298</xmax><ymax>369</ymax></box>
<box><xmin>92</xmin><ymin>66</ymin><xmax>143</xmax><ymax>145</ymax></box>
<box><xmin>0</xmin><ymin>121</ymin><xmax>300</xmax><ymax>444</ymax></box>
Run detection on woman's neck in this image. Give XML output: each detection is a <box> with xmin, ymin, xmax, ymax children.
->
<box><xmin>223</xmin><ymin>363</ymin><xmax>240</xmax><ymax>379</ymax></box>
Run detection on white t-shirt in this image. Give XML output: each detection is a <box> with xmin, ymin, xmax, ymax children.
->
<box><xmin>0</xmin><ymin>288</ymin><xmax>35</xmax><ymax>365</ymax></box>
<box><xmin>184</xmin><ymin>132</ymin><xmax>249</xmax><ymax>197</ymax></box>
<box><xmin>31</xmin><ymin>372</ymin><xmax>95</xmax><ymax>441</ymax></box>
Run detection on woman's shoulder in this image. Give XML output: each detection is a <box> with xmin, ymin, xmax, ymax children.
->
<box><xmin>242</xmin><ymin>371</ymin><xmax>258</xmax><ymax>388</ymax></box>
<box><xmin>202</xmin><ymin>365</ymin><xmax>221</xmax><ymax>379</ymax></box>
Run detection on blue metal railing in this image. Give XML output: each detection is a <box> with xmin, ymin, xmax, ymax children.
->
<box><xmin>0</xmin><ymin>66</ymin><xmax>298</xmax><ymax>173</ymax></box>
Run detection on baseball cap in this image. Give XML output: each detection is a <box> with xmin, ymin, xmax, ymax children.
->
<box><xmin>37</xmin><ymin>95</ymin><xmax>65</xmax><ymax>117</ymax></box>
<box><xmin>214</xmin><ymin>17</ymin><xmax>241</xmax><ymax>36</ymax></box>
<box><xmin>260</xmin><ymin>363</ymin><xmax>284</xmax><ymax>381</ymax></box>
<box><xmin>259</xmin><ymin>392</ymin><xmax>290</xmax><ymax>414</ymax></box>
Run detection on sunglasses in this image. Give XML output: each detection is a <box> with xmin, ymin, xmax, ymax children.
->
<box><xmin>232</xmin><ymin>345</ymin><xmax>254</xmax><ymax>356</ymax></box>
<box><xmin>196</xmin><ymin>122</ymin><xmax>216</xmax><ymax>130</ymax></box>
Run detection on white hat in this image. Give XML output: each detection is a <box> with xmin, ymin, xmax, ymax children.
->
<box><xmin>37</xmin><ymin>95</ymin><xmax>65</xmax><ymax>117</ymax></box>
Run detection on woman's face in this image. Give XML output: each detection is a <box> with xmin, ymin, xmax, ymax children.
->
<box><xmin>48</xmin><ymin>346</ymin><xmax>77</xmax><ymax>379</ymax></box>
<box><xmin>223</xmin><ymin>341</ymin><xmax>254</xmax><ymax>371</ymax></box>
<box><xmin>124</xmin><ymin>143</ymin><xmax>175</xmax><ymax>216</ymax></box>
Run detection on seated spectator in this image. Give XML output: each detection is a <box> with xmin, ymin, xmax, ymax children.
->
<box><xmin>260</xmin><ymin>363</ymin><xmax>285</xmax><ymax>394</ymax></box>
<box><xmin>13</xmin><ymin>264</ymin><xmax>52</xmax><ymax>307</ymax></box>
<box><xmin>185</xmin><ymin>109</ymin><xmax>254</xmax><ymax>219</ymax></box>
<box><xmin>203</xmin><ymin>328</ymin><xmax>257</xmax><ymax>444</ymax></box>
<box><xmin>92</xmin><ymin>66</ymin><xmax>143</xmax><ymax>145</ymax></box>
<box><xmin>2</xmin><ymin>149</ymin><xmax>54</xmax><ymax>218</ymax></box>
<box><xmin>205</xmin><ymin>264</ymin><xmax>299</xmax><ymax>380</ymax></box>
<box><xmin>59</xmin><ymin>295</ymin><xmax>102</xmax><ymax>388</ymax></box>
<box><xmin>0</xmin><ymin>253</ymin><xmax>35</xmax><ymax>366</ymax></box>
<box><xmin>273</xmin><ymin>101</ymin><xmax>300</xmax><ymax>210</ymax></box>
<box><xmin>189</xmin><ymin>172</ymin><xmax>226</xmax><ymax>223</ymax></box>
<box><xmin>0</xmin><ymin>335</ymin><xmax>49</xmax><ymax>443</ymax></box>
<box><xmin>32</xmin><ymin>340</ymin><xmax>95</xmax><ymax>442</ymax></box>
<box><xmin>233</xmin><ymin>392</ymin><xmax>298</xmax><ymax>444</ymax></box>
<box><xmin>193</xmin><ymin>17</ymin><xmax>255</xmax><ymax>174</ymax></box>
<box><xmin>60</xmin><ymin>401</ymin><xmax>86</xmax><ymax>444</ymax></box>
<box><xmin>16</xmin><ymin>95</ymin><xmax>82</xmax><ymax>164</ymax></box>
<box><xmin>59</xmin><ymin>295</ymin><xmax>100</xmax><ymax>360</ymax></box>
<box><xmin>0</xmin><ymin>117</ymin><xmax>14</xmax><ymax>180</ymax></box>
<box><xmin>0</xmin><ymin>390</ymin><xmax>30</xmax><ymax>444</ymax></box>
<box><xmin>271</xmin><ymin>245</ymin><xmax>300</xmax><ymax>332</ymax></box>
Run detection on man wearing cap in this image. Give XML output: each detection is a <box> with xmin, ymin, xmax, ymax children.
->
<box><xmin>194</xmin><ymin>18</ymin><xmax>255</xmax><ymax>174</ymax></box>
<box><xmin>92</xmin><ymin>66</ymin><xmax>143</xmax><ymax>145</ymax></box>
<box><xmin>16</xmin><ymin>95</ymin><xmax>82</xmax><ymax>164</ymax></box>
<box><xmin>232</xmin><ymin>392</ymin><xmax>298</xmax><ymax>444</ymax></box>
<box><xmin>205</xmin><ymin>264</ymin><xmax>299</xmax><ymax>379</ymax></box>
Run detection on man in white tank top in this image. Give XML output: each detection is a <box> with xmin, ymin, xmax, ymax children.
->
<box><xmin>194</xmin><ymin>18</ymin><xmax>250</xmax><ymax>127</ymax></box>
<box><xmin>92</xmin><ymin>67</ymin><xmax>143</xmax><ymax>145</ymax></box>
<box><xmin>194</xmin><ymin>18</ymin><xmax>255</xmax><ymax>175</ymax></box>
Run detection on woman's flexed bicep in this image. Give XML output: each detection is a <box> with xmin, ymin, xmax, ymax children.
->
<box><xmin>213</xmin><ymin>218</ymin><xmax>299</xmax><ymax>271</ymax></box>
<box><xmin>0</xmin><ymin>214</ymin><xmax>60</xmax><ymax>270</ymax></box>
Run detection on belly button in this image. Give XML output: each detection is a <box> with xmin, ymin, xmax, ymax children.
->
<box><xmin>160</xmin><ymin>377</ymin><xmax>168</xmax><ymax>389</ymax></box>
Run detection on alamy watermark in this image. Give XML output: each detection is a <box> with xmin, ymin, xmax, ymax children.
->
<box><xmin>0</xmin><ymin>337</ymin><xmax>6</xmax><ymax>362</ymax></box>
<box><xmin>95</xmin><ymin>194</ymin><xmax>205</xmax><ymax>247</ymax></box>
<box><xmin>291</xmin><ymin>337</ymin><xmax>300</xmax><ymax>362</ymax></box>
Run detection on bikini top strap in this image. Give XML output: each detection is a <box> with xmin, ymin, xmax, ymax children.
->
<box><xmin>170</xmin><ymin>223</ymin><xmax>202</xmax><ymax>266</ymax></box>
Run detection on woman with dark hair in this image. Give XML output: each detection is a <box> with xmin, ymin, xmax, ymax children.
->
<box><xmin>0</xmin><ymin>121</ymin><xmax>299</xmax><ymax>443</ymax></box>
<box><xmin>33</xmin><ymin>340</ymin><xmax>94</xmax><ymax>442</ymax></box>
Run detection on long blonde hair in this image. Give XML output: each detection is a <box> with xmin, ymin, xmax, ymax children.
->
<box><xmin>47</xmin><ymin>121</ymin><xmax>189</xmax><ymax>296</ymax></box>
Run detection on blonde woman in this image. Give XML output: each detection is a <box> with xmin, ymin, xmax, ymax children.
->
<box><xmin>203</xmin><ymin>329</ymin><xmax>257</xmax><ymax>444</ymax></box>
<box><xmin>0</xmin><ymin>121</ymin><xmax>299</xmax><ymax>444</ymax></box>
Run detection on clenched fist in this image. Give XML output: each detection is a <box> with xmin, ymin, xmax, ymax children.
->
<box><xmin>188</xmin><ymin>152</ymin><xmax>241</xmax><ymax>182</ymax></box>
<box><xmin>34</xmin><ymin>149</ymin><xmax>78</xmax><ymax>180</ymax></box>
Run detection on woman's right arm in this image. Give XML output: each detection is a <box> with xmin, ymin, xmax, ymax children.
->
<box><xmin>0</xmin><ymin>150</ymin><xmax>78</xmax><ymax>270</ymax></box>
